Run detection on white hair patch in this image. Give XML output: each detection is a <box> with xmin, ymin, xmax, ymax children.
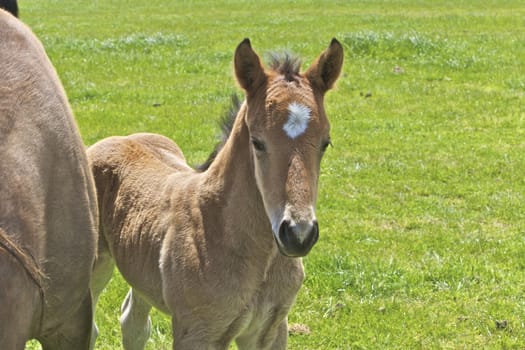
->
<box><xmin>283</xmin><ymin>102</ymin><xmax>311</xmax><ymax>139</ymax></box>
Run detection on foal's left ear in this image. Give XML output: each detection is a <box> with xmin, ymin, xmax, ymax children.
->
<box><xmin>234</xmin><ymin>38</ymin><xmax>267</xmax><ymax>94</ymax></box>
<box><xmin>305</xmin><ymin>38</ymin><xmax>344</xmax><ymax>94</ymax></box>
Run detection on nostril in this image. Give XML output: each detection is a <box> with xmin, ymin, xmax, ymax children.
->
<box><xmin>279</xmin><ymin>220</ymin><xmax>292</xmax><ymax>243</ymax></box>
<box><xmin>311</xmin><ymin>220</ymin><xmax>319</xmax><ymax>244</ymax></box>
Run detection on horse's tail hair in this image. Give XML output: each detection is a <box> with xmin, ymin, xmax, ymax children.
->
<box><xmin>0</xmin><ymin>227</ymin><xmax>45</xmax><ymax>290</ymax></box>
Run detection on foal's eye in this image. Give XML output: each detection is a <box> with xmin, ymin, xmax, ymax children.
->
<box><xmin>321</xmin><ymin>140</ymin><xmax>332</xmax><ymax>153</ymax></box>
<box><xmin>251</xmin><ymin>138</ymin><xmax>266</xmax><ymax>152</ymax></box>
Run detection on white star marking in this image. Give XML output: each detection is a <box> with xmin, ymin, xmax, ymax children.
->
<box><xmin>283</xmin><ymin>102</ymin><xmax>311</xmax><ymax>139</ymax></box>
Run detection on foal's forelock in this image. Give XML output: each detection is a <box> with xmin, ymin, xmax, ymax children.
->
<box><xmin>268</xmin><ymin>51</ymin><xmax>302</xmax><ymax>82</ymax></box>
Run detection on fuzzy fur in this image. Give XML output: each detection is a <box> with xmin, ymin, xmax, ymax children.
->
<box><xmin>88</xmin><ymin>38</ymin><xmax>343</xmax><ymax>349</ymax></box>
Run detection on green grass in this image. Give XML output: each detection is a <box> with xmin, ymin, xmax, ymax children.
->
<box><xmin>21</xmin><ymin>0</ymin><xmax>525</xmax><ymax>349</ymax></box>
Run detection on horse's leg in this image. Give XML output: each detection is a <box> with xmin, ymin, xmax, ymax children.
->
<box><xmin>0</xmin><ymin>329</ymin><xmax>27</xmax><ymax>350</ymax></box>
<box><xmin>39</xmin><ymin>291</ymin><xmax>93</xmax><ymax>350</ymax></box>
<box><xmin>89</xmin><ymin>236</ymin><xmax>116</xmax><ymax>349</ymax></box>
<box><xmin>120</xmin><ymin>288</ymin><xmax>152</xmax><ymax>350</ymax></box>
<box><xmin>171</xmin><ymin>318</ymin><xmax>230</xmax><ymax>350</ymax></box>
<box><xmin>0</xmin><ymin>256</ymin><xmax>37</xmax><ymax>350</ymax></box>
<box><xmin>235</xmin><ymin>318</ymin><xmax>288</xmax><ymax>350</ymax></box>
<box><xmin>268</xmin><ymin>320</ymin><xmax>288</xmax><ymax>350</ymax></box>
<box><xmin>234</xmin><ymin>333</ymin><xmax>257</xmax><ymax>349</ymax></box>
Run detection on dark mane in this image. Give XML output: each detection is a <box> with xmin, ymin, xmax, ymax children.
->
<box><xmin>0</xmin><ymin>0</ymin><xmax>19</xmax><ymax>17</ymax></box>
<box><xmin>268</xmin><ymin>51</ymin><xmax>302</xmax><ymax>82</ymax></box>
<box><xmin>196</xmin><ymin>94</ymin><xmax>242</xmax><ymax>172</ymax></box>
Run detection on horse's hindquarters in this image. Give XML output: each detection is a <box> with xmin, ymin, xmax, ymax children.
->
<box><xmin>1</xmin><ymin>10</ymin><xmax>98</xmax><ymax>346</ymax></box>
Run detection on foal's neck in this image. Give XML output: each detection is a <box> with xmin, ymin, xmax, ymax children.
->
<box><xmin>203</xmin><ymin>104</ymin><xmax>276</xmax><ymax>257</ymax></box>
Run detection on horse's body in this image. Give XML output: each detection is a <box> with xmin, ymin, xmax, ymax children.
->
<box><xmin>0</xmin><ymin>10</ymin><xmax>97</xmax><ymax>349</ymax></box>
<box><xmin>89</xmin><ymin>39</ymin><xmax>343</xmax><ymax>349</ymax></box>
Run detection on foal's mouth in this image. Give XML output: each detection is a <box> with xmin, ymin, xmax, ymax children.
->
<box><xmin>274</xmin><ymin>220</ymin><xmax>319</xmax><ymax>257</ymax></box>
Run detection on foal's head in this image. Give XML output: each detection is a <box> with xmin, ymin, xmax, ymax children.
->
<box><xmin>234</xmin><ymin>39</ymin><xmax>343</xmax><ymax>257</ymax></box>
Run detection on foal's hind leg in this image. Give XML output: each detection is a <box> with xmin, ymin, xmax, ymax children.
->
<box><xmin>120</xmin><ymin>288</ymin><xmax>152</xmax><ymax>350</ymax></box>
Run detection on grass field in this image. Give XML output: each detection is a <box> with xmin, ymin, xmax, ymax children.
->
<box><xmin>21</xmin><ymin>0</ymin><xmax>525</xmax><ymax>349</ymax></box>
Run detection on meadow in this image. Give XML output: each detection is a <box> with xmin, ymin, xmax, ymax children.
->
<box><xmin>22</xmin><ymin>0</ymin><xmax>525</xmax><ymax>348</ymax></box>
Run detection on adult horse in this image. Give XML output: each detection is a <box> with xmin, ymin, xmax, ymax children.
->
<box><xmin>89</xmin><ymin>38</ymin><xmax>343</xmax><ymax>349</ymax></box>
<box><xmin>0</xmin><ymin>9</ymin><xmax>97</xmax><ymax>349</ymax></box>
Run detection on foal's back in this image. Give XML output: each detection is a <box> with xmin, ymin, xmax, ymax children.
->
<box><xmin>0</xmin><ymin>10</ymin><xmax>97</xmax><ymax>348</ymax></box>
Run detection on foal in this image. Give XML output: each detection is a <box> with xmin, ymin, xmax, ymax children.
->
<box><xmin>89</xmin><ymin>38</ymin><xmax>343</xmax><ymax>349</ymax></box>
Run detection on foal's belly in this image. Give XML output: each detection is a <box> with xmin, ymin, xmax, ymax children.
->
<box><xmin>109</xmin><ymin>215</ymin><xmax>171</xmax><ymax>313</ymax></box>
<box><xmin>114</xmin><ymin>250</ymin><xmax>170</xmax><ymax>313</ymax></box>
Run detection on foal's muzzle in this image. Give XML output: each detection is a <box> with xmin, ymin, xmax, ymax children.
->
<box><xmin>276</xmin><ymin>220</ymin><xmax>319</xmax><ymax>257</ymax></box>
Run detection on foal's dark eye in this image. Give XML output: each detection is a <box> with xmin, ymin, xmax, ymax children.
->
<box><xmin>251</xmin><ymin>138</ymin><xmax>266</xmax><ymax>152</ymax></box>
<box><xmin>321</xmin><ymin>140</ymin><xmax>332</xmax><ymax>153</ymax></box>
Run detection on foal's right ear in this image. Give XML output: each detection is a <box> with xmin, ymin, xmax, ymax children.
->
<box><xmin>234</xmin><ymin>39</ymin><xmax>267</xmax><ymax>94</ymax></box>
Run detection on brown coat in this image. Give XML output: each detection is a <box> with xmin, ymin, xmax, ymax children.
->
<box><xmin>89</xmin><ymin>38</ymin><xmax>343</xmax><ymax>350</ymax></box>
<box><xmin>0</xmin><ymin>9</ymin><xmax>97</xmax><ymax>349</ymax></box>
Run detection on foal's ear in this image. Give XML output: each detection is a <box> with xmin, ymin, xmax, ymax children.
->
<box><xmin>234</xmin><ymin>39</ymin><xmax>266</xmax><ymax>93</ymax></box>
<box><xmin>306</xmin><ymin>38</ymin><xmax>344</xmax><ymax>93</ymax></box>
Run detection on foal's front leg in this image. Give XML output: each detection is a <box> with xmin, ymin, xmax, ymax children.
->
<box><xmin>171</xmin><ymin>317</ymin><xmax>230</xmax><ymax>350</ymax></box>
<box><xmin>268</xmin><ymin>320</ymin><xmax>288</xmax><ymax>350</ymax></box>
<box><xmin>235</xmin><ymin>318</ymin><xmax>288</xmax><ymax>350</ymax></box>
<box><xmin>120</xmin><ymin>288</ymin><xmax>152</xmax><ymax>350</ymax></box>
